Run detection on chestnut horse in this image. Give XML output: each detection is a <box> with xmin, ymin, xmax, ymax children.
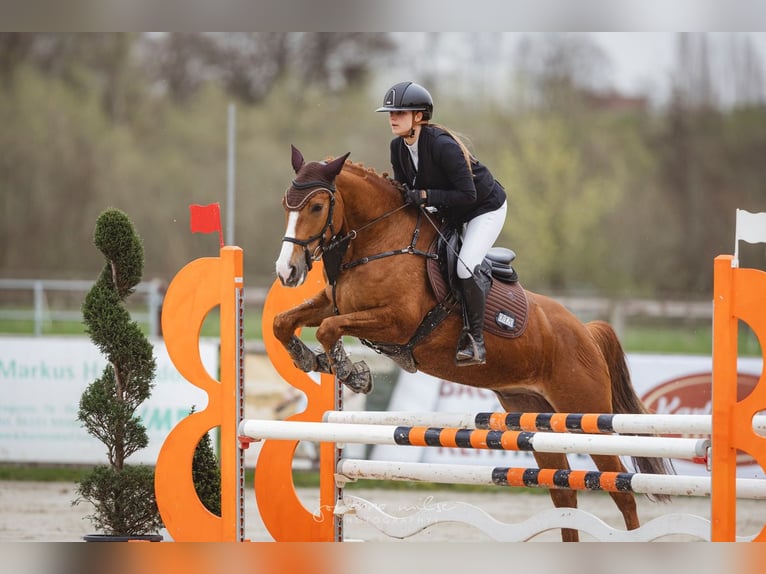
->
<box><xmin>273</xmin><ymin>146</ymin><xmax>672</xmax><ymax>542</ymax></box>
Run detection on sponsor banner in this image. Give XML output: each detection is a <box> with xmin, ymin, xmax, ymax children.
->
<box><xmin>372</xmin><ymin>353</ymin><xmax>764</xmax><ymax>478</ymax></box>
<box><xmin>0</xmin><ymin>336</ymin><xmax>215</xmax><ymax>465</ymax></box>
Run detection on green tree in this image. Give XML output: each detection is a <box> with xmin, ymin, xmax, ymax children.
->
<box><xmin>495</xmin><ymin>114</ymin><xmax>623</xmax><ymax>291</ymax></box>
<box><xmin>74</xmin><ymin>208</ymin><xmax>162</xmax><ymax>536</ymax></box>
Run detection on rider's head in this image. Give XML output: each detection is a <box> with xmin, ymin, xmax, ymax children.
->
<box><xmin>376</xmin><ymin>81</ymin><xmax>433</xmax><ymax>139</ymax></box>
<box><xmin>376</xmin><ymin>81</ymin><xmax>433</xmax><ymax>120</ymax></box>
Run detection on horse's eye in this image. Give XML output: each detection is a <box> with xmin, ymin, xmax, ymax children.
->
<box><xmin>310</xmin><ymin>203</ymin><xmax>324</xmax><ymax>214</ymax></box>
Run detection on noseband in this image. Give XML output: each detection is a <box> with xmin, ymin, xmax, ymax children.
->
<box><xmin>282</xmin><ymin>179</ymin><xmax>337</xmax><ymax>271</ymax></box>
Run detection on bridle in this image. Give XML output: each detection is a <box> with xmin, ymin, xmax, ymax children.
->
<box><xmin>281</xmin><ymin>179</ymin><xmax>338</xmax><ymax>272</ymax></box>
<box><xmin>281</xmin><ymin>175</ymin><xmax>431</xmax><ymax>314</ymax></box>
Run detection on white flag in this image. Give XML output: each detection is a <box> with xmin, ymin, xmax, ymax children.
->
<box><xmin>734</xmin><ymin>209</ymin><xmax>766</xmax><ymax>266</ymax></box>
<box><xmin>737</xmin><ymin>209</ymin><xmax>766</xmax><ymax>244</ymax></box>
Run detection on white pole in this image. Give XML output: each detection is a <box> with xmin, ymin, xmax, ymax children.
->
<box><xmin>238</xmin><ymin>420</ymin><xmax>709</xmax><ymax>459</ymax></box>
<box><xmin>336</xmin><ymin>459</ymin><xmax>766</xmax><ymax>499</ymax></box>
<box><xmin>325</xmin><ymin>411</ymin><xmax>755</xmax><ymax>436</ymax></box>
<box><xmin>226</xmin><ymin>103</ymin><xmax>236</xmax><ymax>247</ymax></box>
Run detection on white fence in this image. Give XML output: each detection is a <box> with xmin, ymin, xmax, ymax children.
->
<box><xmin>0</xmin><ymin>279</ymin><xmax>165</xmax><ymax>337</ymax></box>
<box><xmin>0</xmin><ymin>277</ymin><xmax>711</xmax><ymax>339</ymax></box>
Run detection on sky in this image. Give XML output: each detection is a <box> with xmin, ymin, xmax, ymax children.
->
<box><xmin>590</xmin><ymin>33</ymin><xmax>676</xmax><ymax>96</ymax></box>
<box><xmin>592</xmin><ymin>32</ymin><xmax>766</xmax><ymax>104</ymax></box>
<box><xmin>379</xmin><ymin>33</ymin><xmax>766</xmax><ymax>107</ymax></box>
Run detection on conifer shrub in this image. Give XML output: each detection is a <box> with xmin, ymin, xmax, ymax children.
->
<box><xmin>74</xmin><ymin>208</ymin><xmax>163</xmax><ymax>536</ymax></box>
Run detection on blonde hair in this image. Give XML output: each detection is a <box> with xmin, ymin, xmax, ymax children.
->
<box><xmin>429</xmin><ymin>122</ymin><xmax>476</xmax><ymax>175</ymax></box>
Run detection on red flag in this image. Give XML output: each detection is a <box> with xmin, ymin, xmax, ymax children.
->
<box><xmin>189</xmin><ymin>203</ymin><xmax>223</xmax><ymax>247</ymax></box>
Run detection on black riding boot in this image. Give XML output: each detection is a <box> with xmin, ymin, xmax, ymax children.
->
<box><xmin>455</xmin><ymin>269</ymin><xmax>489</xmax><ymax>366</ymax></box>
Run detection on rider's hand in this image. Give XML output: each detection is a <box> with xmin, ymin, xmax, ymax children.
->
<box><xmin>405</xmin><ymin>187</ymin><xmax>428</xmax><ymax>206</ymax></box>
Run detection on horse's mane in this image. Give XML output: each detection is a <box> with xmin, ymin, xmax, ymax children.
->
<box><xmin>332</xmin><ymin>157</ymin><xmax>406</xmax><ymax>200</ymax></box>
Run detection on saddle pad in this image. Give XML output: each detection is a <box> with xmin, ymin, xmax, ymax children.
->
<box><xmin>426</xmin><ymin>256</ymin><xmax>529</xmax><ymax>339</ymax></box>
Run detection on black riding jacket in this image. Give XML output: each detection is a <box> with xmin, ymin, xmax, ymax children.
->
<box><xmin>389</xmin><ymin>124</ymin><xmax>506</xmax><ymax>225</ymax></box>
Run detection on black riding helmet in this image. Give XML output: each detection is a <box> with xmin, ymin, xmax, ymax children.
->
<box><xmin>375</xmin><ymin>81</ymin><xmax>433</xmax><ymax>121</ymax></box>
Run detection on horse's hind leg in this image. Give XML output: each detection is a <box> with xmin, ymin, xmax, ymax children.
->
<box><xmin>532</xmin><ymin>452</ymin><xmax>581</xmax><ymax>542</ymax></box>
<box><xmin>589</xmin><ymin>454</ymin><xmax>640</xmax><ymax>531</ymax></box>
<box><xmin>497</xmin><ymin>392</ymin><xmax>580</xmax><ymax>541</ymax></box>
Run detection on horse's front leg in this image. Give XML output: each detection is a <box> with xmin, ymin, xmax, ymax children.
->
<box><xmin>273</xmin><ymin>289</ymin><xmax>335</xmax><ymax>374</ymax></box>
<box><xmin>316</xmin><ymin>307</ymin><xmax>405</xmax><ymax>395</ymax></box>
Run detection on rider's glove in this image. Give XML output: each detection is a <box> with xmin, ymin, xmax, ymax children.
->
<box><xmin>405</xmin><ymin>187</ymin><xmax>428</xmax><ymax>206</ymax></box>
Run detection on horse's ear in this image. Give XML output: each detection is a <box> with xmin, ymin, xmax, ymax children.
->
<box><xmin>323</xmin><ymin>152</ymin><xmax>351</xmax><ymax>180</ymax></box>
<box><xmin>291</xmin><ymin>145</ymin><xmax>305</xmax><ymax>173</ymax></box>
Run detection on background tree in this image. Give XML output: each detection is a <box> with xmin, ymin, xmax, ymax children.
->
<box><xmin>1</xmin><ymin>32</ymin><xmax>765</xmax><ymax>300</ymax></box>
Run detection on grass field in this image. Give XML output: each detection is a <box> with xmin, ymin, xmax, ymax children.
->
<box><xmin>1</xmin><ymin>308</ymin><xmax>761</xmax><ymax>356</ymax></box>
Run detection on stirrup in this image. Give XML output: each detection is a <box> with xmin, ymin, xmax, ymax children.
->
<box><xmin>455</xmin><ymin>332</ymin><xmax>486</xmax><ymax>366</ymax></box>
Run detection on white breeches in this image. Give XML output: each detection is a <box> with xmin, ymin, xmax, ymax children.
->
<box><xmin>456</xmin><ymin>200</ymin><xmax>508</xmax><ymax>279</ymax></box>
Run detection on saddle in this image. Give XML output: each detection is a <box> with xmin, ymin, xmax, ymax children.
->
<box><xmin>426</xmin><ymin>227</ymin><xmax>529</xmax><ymax>339</ymax></box>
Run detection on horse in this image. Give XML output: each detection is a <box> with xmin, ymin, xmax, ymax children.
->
<box><xmin>272</xmin><ymin>145</ymin><xmax>673</xmax><ymax>542</ymax></box>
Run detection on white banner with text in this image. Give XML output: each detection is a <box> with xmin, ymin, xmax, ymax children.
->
<box><xmin>0</xmin><ymin>336</ymin><xmax>216</xmax><ymax>465</ymax></box>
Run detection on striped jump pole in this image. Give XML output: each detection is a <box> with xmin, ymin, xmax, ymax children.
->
<box><xmin>326</xmin><ymin>410</ymin><xmax>766</xmax><ymax>436</ymax></box>
<box><xmin>336</xmin><ymin>459</ymin><xmax>766</xmax><ymax>499</ymax></box>
<box><xmin>238</xmin><ymin>419</ymin><xmax>710</xmax><ymax>460</ymax></box>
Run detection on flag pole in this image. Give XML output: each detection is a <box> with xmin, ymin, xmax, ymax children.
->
<box><xmin>226</xmin><ymin>103</ymin><xmax>236</xmax><ymax>247</ymax></box>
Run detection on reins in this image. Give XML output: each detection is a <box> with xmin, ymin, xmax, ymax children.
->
<box><xmin>414</xmin><ymin>204</ymin><xmax>471</xmax><ymax>273</ymax></box>
<box><xmin>340</xmin><ymin>205</ymin><xmax>435</xmax><ymax>271</ymax></box>
<box><xmin>323</xmin><ymin>201</ymin><xmax>436</xmax><ymax>314</ymax></box>
<box><xmin>284</xmin><ymin>174</ymin><xmax>445</xmax><ymax>315</ymax></box>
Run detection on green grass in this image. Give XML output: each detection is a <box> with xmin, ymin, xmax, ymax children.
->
<box><xmin>0</xmin><ymin>307</ymin><xmax>266</xmax><ymax>340</ymax></box>
<box><xmin>622</xmin><ymin>325</ymin><xmax>712</xmax><ymax>355</ymax></box>
<box><xmin>0</xmin><ymin>314</ymin><xmax>721</xmax><ymax>354</ymax></box>
<box><xmin>6</xmin><ymin>303</ymin><xmax>762</xmax><ymax>356</ymax></box>
<box><xmin>623</xmin><ymin>323</ymin><xmax>760</xmax><ymax>356</ymax></box>
<box><xmin>0</xmin><ymin>464</ymin><xmax>94</xmax><ymax>482</ymax></box>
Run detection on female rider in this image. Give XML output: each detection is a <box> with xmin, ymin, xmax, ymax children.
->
<box><xmin>376</xmin><ymin>81</ymin><xmax>508</xmax><ymax>366</ymax></box>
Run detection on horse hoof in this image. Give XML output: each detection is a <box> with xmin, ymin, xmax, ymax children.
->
<box><xmin>287</xmin><ymin>336</ymin><xmax>317</xmax><ymax>372</ymax></box>
<box><xmin>315</xmin><ymin>352</ymin><xmax>333</xmax><ymax>374</ymax></box>
<box><xmin>334</xmin><ymin>360</ymin><xmax>352</xmax><ymax>381</ymax></box>
<box><xmin>343</xmin><ymin>361</ymin><xmax>373</xmax><ymax>394</ymax></box>
<box><xmin>329</xmin><ymin>341</ymin><xmax>352</xmax><ymax>380</ymax></box>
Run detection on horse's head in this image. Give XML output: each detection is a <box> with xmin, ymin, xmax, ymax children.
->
<box><xmin>275</xmin><ymin>145</ymin><xmax>351</xmax><ymax>287</ymax></box>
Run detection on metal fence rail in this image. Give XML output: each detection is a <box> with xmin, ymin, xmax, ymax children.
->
<box><xmin>0</xmin><ymin>278</ymin><xmax>165</xmax><ymax>337</ymax></box>
<box><xmin>0</xmin><ymin>276</ymin><xmax>714</xmax><ymax>340</ymax></box>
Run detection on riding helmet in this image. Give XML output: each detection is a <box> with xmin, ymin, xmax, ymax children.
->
<box><xmin>375</xmin><ymin>81</ymin><xmax>433</xmax><ymax>121</ymax></box>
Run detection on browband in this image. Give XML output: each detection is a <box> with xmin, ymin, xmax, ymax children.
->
<box><xmin>284</xmin><ymin>179</ymin><xmax>335</xmax><ymax>210</ymax></box>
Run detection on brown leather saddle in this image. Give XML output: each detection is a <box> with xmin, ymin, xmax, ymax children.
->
<box><xmin>426</xmin><ymin>233</ymin><xmax>529</xmax><ymax>339</ymax></box>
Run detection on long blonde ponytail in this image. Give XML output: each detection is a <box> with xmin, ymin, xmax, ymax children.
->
<box><xmin>430</xmin><ymin>122</ymin><xmax>476</xmax><ymax>175</ymax></box>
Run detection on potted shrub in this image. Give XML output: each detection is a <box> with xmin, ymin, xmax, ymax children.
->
<box><xmin>73</xmin><ymin>208</ymin><xmax>163</xmax><ymax>541</ymax></box>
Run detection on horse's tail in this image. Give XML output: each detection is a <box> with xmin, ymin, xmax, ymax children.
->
<box><xmin>587</xmin><ymin>320</ymin><xmax>675</xmax><ymax>497</ymax></box>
